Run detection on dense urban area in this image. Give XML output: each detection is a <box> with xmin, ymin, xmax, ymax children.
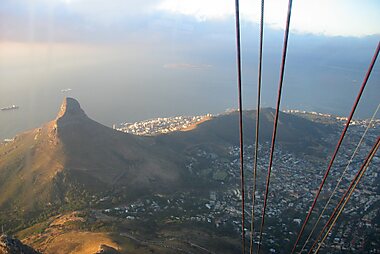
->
<box><xmin>94</xmin><ymin>110</ymin><xmax>380</xmax><ymax>253</ymax></box>
<box><xmin>114</xmin><ymin>114</ymin><xmax>212</xmax><ymax>136</ymax></box>
<box><xmin>0</xmin><ymin>109</ymin><xmax>378</xmax><ymax>253</ymax></box>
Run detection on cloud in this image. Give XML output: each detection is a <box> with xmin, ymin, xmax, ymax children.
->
<box><xmin>2</xmin><ymin>0</ymin><xmax>379</xmax><ymax>44</ymax></box>
<box><xmin>163</xmin><ymin>63</ymin><xmax>213</xmax><ymax>70</ymax></box>
<box><xmin>56</xmin><ymin>0</ymin><xmax>159</xmax><ymax>26</ymax></box>
<box><xmin>0</xmin><ymin>0</ymin><xmax>163</xmax><ymax>42</ymax></box>
<box><xmin>157</xmin><ymin>0</ymin><xmax>380</xmax><ymax>37</ymax></box>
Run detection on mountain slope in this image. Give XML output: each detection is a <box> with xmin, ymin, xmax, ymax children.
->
<box><xmin>0</xmin><ymin>98</ymin><xmax>334</xmax><ymax>232</ymax></box>
<box><xmin>156</xmin><ymin>108</ymin><xmax>333</xmax><ymax>156</ymax></box>
<box><xmin>0</xmin><ymin>98</ymin><xmax>183</xmax><ymax>225</ymax></box>
<box><xmin>54</xmin><ymin>98</ymin><xmax>181</xmax><ymax>189</ymax></box>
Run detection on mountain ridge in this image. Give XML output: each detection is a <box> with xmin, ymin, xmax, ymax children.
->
<box><xmin>0</xmin><ymin>97</ymin><xmax>334</xmax><ymax>232</ymax></box>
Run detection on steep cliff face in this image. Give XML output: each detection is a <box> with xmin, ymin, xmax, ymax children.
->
<box><xmin>0</xmin><ymin>235</ymin><xmax>40</xmax><ymax>254</ymax></box>
<box><xmin>55</xmin><ymin>97</ymin><xmax>87</xmax><ymax>121</ymax></box>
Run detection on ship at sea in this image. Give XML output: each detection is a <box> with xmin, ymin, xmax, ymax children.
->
<box><xmin>1</xmin><ymin>105</ymin><xmax>19</xmax><ymax>111</ymax></box>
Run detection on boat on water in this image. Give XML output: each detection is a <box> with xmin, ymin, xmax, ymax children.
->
<box><xmin>1</xmin><ymin>105</ymin><xmax>19</xmax><ymax>111</ymax></box>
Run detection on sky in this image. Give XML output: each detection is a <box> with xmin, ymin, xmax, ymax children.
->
<box><xmin>0</xmin><ymin>0</ymin><xmax>379</xmax><ymax>139</ymax></box>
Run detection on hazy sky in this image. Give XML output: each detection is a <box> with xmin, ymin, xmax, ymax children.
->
<box><xmin>0</xmin><ymin>0</ymin><xmax>379</xmax><ymax>139</ymax></box>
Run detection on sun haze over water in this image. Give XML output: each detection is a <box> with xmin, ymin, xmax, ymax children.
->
<box><xmin>0</xmin><ymin>0</ymin><xmax>379</xmax><ymax>140</ymax></box>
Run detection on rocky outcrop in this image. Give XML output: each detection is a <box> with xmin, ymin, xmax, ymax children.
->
<box><xmin>94</xmin><ymin>244</ymin><xmax>121</xmax><ymax>254</ymax></box>
<box><xmin>0</xmin><ymin>235</ymin><xmax>40</xmax><ymax>254</ymax></box>
<box><xmin>56</xmin><ymin>97</ymin><xmax>87</xmax><ymax>121</ymax></box>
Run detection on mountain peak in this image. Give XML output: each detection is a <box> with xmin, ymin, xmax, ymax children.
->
<box><xmin>56</xmin><ymin>97</ymin><xmax>87</xmax><ymax>121</ymax></box>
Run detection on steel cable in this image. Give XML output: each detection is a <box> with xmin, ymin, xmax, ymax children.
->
<box><xmin>310</xmin><ymin>137</ymin><xmax>380</xmax><ymax>254</ymax></box>
<box><xmin>249</xmin><ymin>0</ymin><xmax>265</xmax><ymax>253</ymax></box>
<box><xmin>298</xmin><ymin>102</ymin><xmax>380</xmax><ymax>253</ymax></box>
<box><xmin>256</xmin><ymin>0</ymin><xmax>293</xmax><ymax>253</ymax></box>
<box><xmin>291</xmin><ymin>41</ymin><xmax>380</xmax><ymax>254</ymax></box>
<box><xmin>234</xmin><ymin>0</ymin><xmax>246</xmax><ymax>252</ymax></box>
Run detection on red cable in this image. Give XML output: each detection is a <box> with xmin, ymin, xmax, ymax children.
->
<box><xmin>234</xmin><ymin>0</ymin><xmax>246</xmax><ymax>253</ymax></box>
<box><xmin>256</xmin><ymin>0</ymin><xmax>293</xmax><ymax>253</ymax></box>
<box><xmin>291</xmin><ymin>41</ymin><xmax>380</xmax><ymax>254</ymax></box>
<box><xmin>249</xmin><ymin>0</ymin><xmax>265</xmax><ymax>253</ymax></box>
<box><xmin>307</xmin><ymin>137</ymin><xmax>380</xmax><ymax>254</ymax></box>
